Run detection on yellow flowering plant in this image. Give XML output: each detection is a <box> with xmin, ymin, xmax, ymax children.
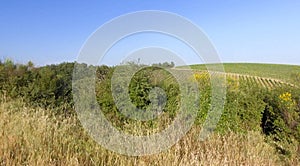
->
<box><xmin>279</xmin><ymin>92</ymin><xmax>293</xmax><ymax>102</ymax></box>
<box><xmin>192</xmin><ymin>72</ymin><xmax>209</xmax><ymax>82</ymax></box>
<box><xmin>191</xmin><ymin>72</ymin><xmax>210</xmax><ymax>87</ymax></box>
<box><xmin>279</xmin><ymin>92</ymin><xmax>296</xmax><ymax>110</ymax></box>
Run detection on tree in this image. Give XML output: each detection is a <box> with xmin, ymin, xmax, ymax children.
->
<box><xmin>27</xmin><ymin>61</ymin><xmax>34</xmax><ymax>70</ymax></box>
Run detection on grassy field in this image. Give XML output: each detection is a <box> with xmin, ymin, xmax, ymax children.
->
<box><xmin>0</xmin><ymin>98</ymin><xmax>284</xmax><ymax>165</ymax></box>
<box><xmin>188</xmin><ymin>63</ymin><xmax>300</xmax><ymax>83</ymax></box>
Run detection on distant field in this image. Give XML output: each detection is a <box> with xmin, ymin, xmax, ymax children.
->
<box><xmin>186</xmin><ymin>63</ymin><xmax>300</xmax><ymax>83</ymax></box>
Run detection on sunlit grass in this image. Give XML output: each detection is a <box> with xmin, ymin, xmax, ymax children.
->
<box><xmin>0</xmin><ymin>98</ymin><xmax>290</xmax><ymax>165</ymax></box>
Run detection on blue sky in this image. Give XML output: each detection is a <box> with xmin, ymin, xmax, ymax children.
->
<box><xmin>1</xmin><ymin>0</ymin><xmax>300</xmax><ymax>66</ymax></box>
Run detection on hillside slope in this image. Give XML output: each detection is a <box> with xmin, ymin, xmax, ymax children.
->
<box><xmin>187</xmin><ymin>63</ymin><xmax>300</xmax><ymax>83</ymax></box>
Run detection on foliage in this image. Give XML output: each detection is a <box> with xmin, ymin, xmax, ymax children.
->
<box><xmin>261</xmin><ymin>87</ymin><xmax>300</xmax><ymax>159</ymax></box>
<box><xmin>1</xmin><ymin>60</ymin><xmax>300</xmax><ymax>163</ymax></box>
<box><xmin>95</xmin><ymin>65</ymin><xmax>181</xmax><ymax>134</ymax></box>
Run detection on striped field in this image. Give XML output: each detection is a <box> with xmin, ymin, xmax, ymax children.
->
<box><xmin>172</xmin><ymin>66</ymin><xmax>298</xmax><ymax>89</ymax></box>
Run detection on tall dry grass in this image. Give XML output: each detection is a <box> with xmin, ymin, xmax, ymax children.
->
<box><xmin>0</xmin><ymin>98</ymin><xmax>283</xmax><ymax>165</ymax></box>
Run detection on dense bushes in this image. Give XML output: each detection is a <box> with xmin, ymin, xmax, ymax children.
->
<box><xmin>95</xmin><ymin>65</ymin><xmax>181</xmax><ymax>134</ymax></box>
<box><xmin>0</xmin><ymin>61</ymin><xmax>75</xmax><ymax>114</ymax></box>
<box><xmin>222</xmin><ymin>80</ymin><xmax>300</xmax><ymax>160</ymax></box>
<box><xmin>261</xmin><ymin>87</ymin><xmax>300</xmax><ymax>159</ymax></box>
<box><xmin>191</xmin><ymin>72</ymin><xmax>300</xmax><ymax>160</ymax></box>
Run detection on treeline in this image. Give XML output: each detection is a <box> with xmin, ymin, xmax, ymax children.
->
<box><xmin>0</xmin><ymin>60</ymin><xmax>115</xmax><ymax>115</ymax></box>
<box><xmin>0</xmin><ymin>60</ymin><xmax>73</xmax><ymax>114</ymax></box>
<box><xmin>0</xmin><ymin>60</ymin><xmax>100</xmax><ymax>114</ymax></box>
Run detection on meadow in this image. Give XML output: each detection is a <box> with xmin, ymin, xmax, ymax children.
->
<box><xmin>0</xmin><ymin>60</ymin><xmax>300</xmax><ymax>165</ymax></box>
<box><xmin>189</xmin><ymin>63</ymin><xmax>300</xmax><ymax>84</ymax></box>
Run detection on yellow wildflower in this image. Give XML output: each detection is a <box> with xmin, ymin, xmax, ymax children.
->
<box><xmin>193</xmin><ymin>72</ymin><xmax>209</xmax><ymax>82</ymax></box>
<box><xmin>279</xmin><ymin>92</ymin><xmax>292</xmax><ymax>102</ymax></box>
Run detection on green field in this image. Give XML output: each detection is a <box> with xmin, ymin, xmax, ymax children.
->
<box><xmin>187</xmin><ymin>63</ymin><xmax>300</xmax><ymax>83</ymax></box>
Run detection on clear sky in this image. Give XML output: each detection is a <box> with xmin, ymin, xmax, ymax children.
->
<box><xmin>1</xmin><ymin>0</ymin><xmax>300</xmax><ymax>66</ymax></box>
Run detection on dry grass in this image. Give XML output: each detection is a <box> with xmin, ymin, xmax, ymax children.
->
<box><xmin>0</xmin><ymin>98</ymin><xmax>284</xmax><ymax>165</ymax></box>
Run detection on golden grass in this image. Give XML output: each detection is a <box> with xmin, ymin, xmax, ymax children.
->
<box><xmin>0</xmin><ymin>98</ymin><xmax>285</xmax><ymax>165</ymax></box>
